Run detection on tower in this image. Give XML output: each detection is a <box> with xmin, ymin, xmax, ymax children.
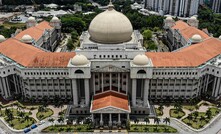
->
<box><xmin>187</xmin><ymin>16</ymin><xmax>199</xmax><ymax>28</ymax></box>
<box><xmin>26</xmin><ymin>17</ymin><xmax>36</xmax><ymax>28</ymax></box>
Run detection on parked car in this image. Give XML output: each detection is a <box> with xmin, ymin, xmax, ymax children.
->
<box><xmin>24</xmin><ymin>128</ymin><xmax>31</xmax><ymax>133</ymax></box>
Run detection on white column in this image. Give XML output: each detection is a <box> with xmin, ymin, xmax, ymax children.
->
<box><xmin>13</xmin><ymin>75</ymin><xmax>18</xmax><ymax>94</ymax></box>
<box><xmin>2</xmin><ymin>77</ymin><xmax>8</xmax><ymax>98</ymax></box>
<box><xmin>126</xmin><ymin>73</ymin><xmax>128</xmax><ymax>94</ymax></box>
<box><xmin>100</xmin><ymin>113</ymin><xmax>103</xmax><ymax>126</ymax></box>
<box><xmin>72</xmin><ymin>79</ymin><xmax>78</xmax><ymax>106</ymax></box>
<box><xmin>215</xmin><ymin>77</ymin><xmax>221</xmax><ymax>98</ymax></box>
<box><xmin>118</xmin><ymin>113</ymin><xmax>121</xmax><ymax>125</ymax></box>
<box><xmin>127</xmin><ymin>114</ymin><xmax>130</xmax><ymax>120</ymax></box>
<box><xmin>102</xmin><ymin>73</ymin><xmax>104</xmax><ymax>92</ymax></box>
<box><xmin>118</xmin><ymin>73</ymin><xmax>120</xmax><ymax>92</ymax></box>
<box><xmin>92</xmin><ymin>113</ymin><xmax>94</xmax><ymax>122</ymax></box>
<box><xmin>85</xmin><ymin>79</ymin><xmax>90</xmax><ymax>106</ymax></box>
<box><xmin>212</xmin><ymin>77</ymin><xmax>217</xmax><ymax>97</ymax></box>
<box><xmin>109</xmin><ymin>113</ymin><xmax>112</xmax><ymax>126</ymax></box>
<box><xmin>0</xmin><ymin>78</ymin><xmax>4</xmax><ymax>96</ymax></box>
<box><xmin>5</xmin><ymin>77</ymin><xmax>11</xmax><ymax>97</ymax></box>
<box><xmin>93</xmin><ymin>73</ymin><xmax>95</xmax><ymax>95</ymax></box>
<box><xmin>109</xmin><ymin>73</ymin><xmax>112</xmax><ymax>90</ymax></box>
<box><xmin>205</xmin><ymin>75</ymin><xmax>210</xmax><ymax>92</ymax></box>
<box><xmin>132</xmin><ymin>79</ymin><xmax>137</xmax><ymax>106</ymax></box>
<box><xmin>143</xmin><ymin>79</ymin><xmax>149</xmax><ymax>106</ymax></box>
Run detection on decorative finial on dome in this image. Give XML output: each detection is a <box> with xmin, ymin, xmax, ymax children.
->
<box><xmin>108</xmin><ymin>0</ymin><xmax>114</xmax><ymax>10</ymax></box>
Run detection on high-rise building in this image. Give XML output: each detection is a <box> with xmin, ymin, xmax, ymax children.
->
<box><xmin>144</xmin><ymin>0</ymin><xmax>199</xmax><ymax>17</ymax></box>
<box><xmin>199</xmin><ymin>0</ymin><xmax>221</xmax><ymax>13</ymax></box>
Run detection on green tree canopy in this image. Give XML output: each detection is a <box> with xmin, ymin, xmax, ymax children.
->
<box><xmin>143</xmin><ymin>29</ymin><xmax>152</xmax><ymax>40</ymax></box>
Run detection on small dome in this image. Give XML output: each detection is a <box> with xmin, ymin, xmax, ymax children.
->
<box><xmin>88</xmin><ymin>3</ymin><xmax>133</xmax><ymax>44</ymax></box>
<box><xmin>71</xmin><ymin>54</ymin><xmax>89</xmax><ymax>66</ymax></box>
<box><xmin>21</xmin><ymin>34</ymin><xmax>33</xmax><ymax>43</ymax></box>
<box><xmin>27</xmin><ymin>16</ymin><xmax>36</xmax><ymax>22</ymax></box>
<box><xmin>219</xmin><ymin>35</ymin><xmax>221</xmax><ymax>40</ymax></box>
<box><xmin>0</xmin><ymin>35</ymin><xmax>6</xmax><ymax>43</ymax></box>
<box><xmin>133</xmin><ymin>54</ymin><xmax>149</xmax><ymax>65</ymax></box>
<box><xmin>191</xmin><ymin>34</ymin><xmax>202</xmax><ymax>42</ymax></box>
<box><xmin>51</xmin><ymin>16</ymin><xmax>60</xmax><ymax>22</ymax></box>
<box><xmin>166</xmin><ymin>16</ymin><xmax>173</xmax><ymax>21</ymax></box>
<box><xmin>190</xmin><ymin>16</ymin><xmax>197</xmax><ymax>20</ymax></box>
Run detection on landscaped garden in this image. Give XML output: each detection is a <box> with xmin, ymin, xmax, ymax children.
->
<box><xmin>170</xmin><ymin>109</ymin><xmax>185</xmax><ymax>119</ymax></box>
<box><xmin>129</xmin><ymin>125</ymin><xmax>177</xmax><ymax>133</ymax></box>
<box><xmin>182</xmin><ymin>107</ymin><xmax>220</xmax><ymax>129</ymax></box>
<box><xmin>2</xmin><ymin>108</ymin><xmax>36</xmax><ymax>130</ymax></box>
<box><xmin>42</xmin><ymin>124</ymin><xmax>93</xmax><ymax>132</ymax></box>
<box><xmin>36</xmin><ymin>106</ymin><xmax>53</xmax><ymax>120</ymax></box>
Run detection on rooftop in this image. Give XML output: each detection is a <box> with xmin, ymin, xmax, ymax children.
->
<box><xmin>91</xmin><ymin>91</ymin><xmax>129</xmax><ymax>112</ymax></box>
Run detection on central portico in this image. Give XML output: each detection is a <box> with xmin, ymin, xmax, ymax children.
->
<box><xmin>90</xmin><ymin>91</ymin><xmax>130</xmax><ymax>127</ymax></box>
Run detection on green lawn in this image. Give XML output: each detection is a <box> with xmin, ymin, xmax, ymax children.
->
<box><xmin>182</xmin><ymin>117</ymin><xmax>208</xmax><ymax>129</ymax></box>
<box><xmin>42</xmin><ymin>124</ymin><xmax>93</xmax><ymax>132</ymax></box>
<box><xmin>170</xmin><ymin>109</ymin><xmax>185</xmax><ymax>119</ymax></box>
<box><xmin>183</xmin><ymin>105</ymin><xmax>195</xmax><ymax>111</ymax></box>
<box><xmin>3</xmin><ymin>22</ymin><xmax>26</xmax><ymax>29</ymax></box>
<box><xmin>5</xmin><ymin>117</ymin><xmax>36</xmax><ymax>130</ymax></box>
<box><xmin>37</xmin><ymin>108</ymin><xmax>53</xmax><ymax>120</ymax></box>
<box><xmin>1</xmin><ymin>108</ymin><xmax>30</xmax><ymax>117</ymax></box>
<box><xmin>129</xmin><ymin>125</ymin><xmax>177</xmax><ymax>133</ymax></box>
<box><xmin>155</xmin><ymin>108</ymin><xmax>163</xmax><ymax>116</ymax></box>
<box><xmin>182</xmin><ymin>108</ymin><xmax>220</xmax><ymax>129</ymax></box>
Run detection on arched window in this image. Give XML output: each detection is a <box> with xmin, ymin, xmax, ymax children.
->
<box><xmin>75</xmin><ymin>70</ymin><xmax>84</xmax><ymax>74</ymax></box>
<box><xmin>137</xmin><ymin>70</ymin><xmax>146</xmax><ymax>74</ymax></box>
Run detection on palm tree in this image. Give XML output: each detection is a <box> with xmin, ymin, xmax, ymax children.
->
<box><xmin>206</xmin><ymin>109</ymin><xmax>212</xmax><ymax>119</ymax></box>
<box><xmin>199</xmin><ymin>116</ymin><xmax>205</xmax><ymax>125</ymax></box>
<box><xmin>48</xmin><ymin>118</ymin><xmax>54</xmax><ymax>123</ymax></box>
<box><xmin>163</xmin><ymin>117</ymin><xmax>170</xmax><ymax>125</ymax></box>
<box><xmin>187</xmin><ymin>114</ymin><xmax>193</xmax><ymax>123</ymax></box>
<box><xmin>193</xmin><ymin>111</ymin><xmax>199</xmax><ymax>119</ymax></box>
<box><xmin>24</xmin><ymin>115</ymin><xmax>30</xmax><ymax>122</ymax></box>
<box><xmin>58</xmin><ymin>116</ymin><xmax>64</xmax><ymax>123</ymax></box>
<box><xmin>154</xmin><ymin>117</ymin><xmax>160</xmax><ymax>129</ymax></box>
<box><xmin>158</xmin><ymin>104</ymin><xmax>164</xmax><ymax>113</ymax></box>
<box><xmin>144</xmin><ymin>117</ymin><xmax>150</xmax><ymax>125</ymax></box>
<box><xmin>38</xmin><ymin>106</ymin><xmax>45</xmax><ymax>112</ymax></box>
<box><xmin>195</xmin><ymin>105</ymin><xmax>199</xmax><ymax>111</ymax></box>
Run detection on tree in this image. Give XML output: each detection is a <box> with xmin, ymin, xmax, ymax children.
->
<box><xmin>163</xmin><ymin>117</ymin><xmax>170</xmax><ymax>125</ymax></box>
<box><xmin>24</xmin><ymin>115</ymin><xmax>30</xmax><ymax>122</ymax></box>
<box><xmin>206</xmin><ymin>109</ymin><xmax>212</xmax><ymax>119</ymax></box>
<box><xmin>38</xmin><ymin>106</ymin><xmax>45</xmax><ymax>112</ymax></box>
<box><xmin>48</xmin><ymin>118</ymin><xmax>55</xmax><ymax>123</ymax></box>
<box><xmin>154</xmin><ymin>117</ymin><xmax>160</xmax><ymax>129</ymax></box>
<box><xmin>199</xmin><ymin>116</ymin><xmax>205</xmax><ymax>124</ymax></box>
<box><xmin>71</xmin><ymin>30</ymin><xmax>79</xmax><ymax>41</ymax></box>
<box><xmin>58</xmin><ymin>116</ymin><xmax>64</xmax><ymax>123</ymax></box>
<box><xmin>143</xmin><ymin>29</ymin><xmax>152</xmax><ymax>40</ymax></box>
<box><xmin>195</xmin><ymin>105</ymin><xmax>199</xmax><ymax>111</ymax></box>
<box><xmin>193</xmin><ymin>111</ymin><xmax>199</xmax><ymax>119</ymax></box>
<box><xmin>67</xmin><ymin>38</ymin><xmax>74</xmax><ymax>51</ymax></box>
<box><xmin>144</xmin><ymin>117</ymin><xmax>150</xmax><ymax>125</ymax></box>
<box><xmin>158</xmin><ymin>104</ymin><xmax>164</xmax><ymax>112</ymax></box>
<box><xmin>187</xmin><ymin>114</ymin><xmax>193</xmax><ymax>123</ymax></box>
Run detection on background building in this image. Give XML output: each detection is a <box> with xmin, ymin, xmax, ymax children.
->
<box><xmin>199</xmin><ymin>0</ymin><xmax>221</xmax><ymax>13</ymax></box>
<box><xmin>144</xmin><ymin>0</ymin><xmax>199</xmax><ymax>17</ymax></box>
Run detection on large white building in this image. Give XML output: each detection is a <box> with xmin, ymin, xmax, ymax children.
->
<box><xmin>144</xmin><ymin>0</ymin><xmax>199</xmax><ymax>17</ymax></box>
<box><xmin>1</xmin><ymin>1</ymin><xmax>221</xmax><ymax>128</ymax></box>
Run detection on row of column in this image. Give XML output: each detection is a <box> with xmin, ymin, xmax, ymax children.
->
<box><xmin>93</xmin><ymin>113</ymin><xmax>129</xmax><ymax>126</ymax></box>
<box><xmin>132</xmin><ymin>79</ymin><xmax>149</xmax><ymax>107</ymax></box>
<box><xmin>72</xmin><ymin>79</ymin><xmax>90</xmax><ymax>106</ymax></box>
<box><xmin>93</xmin><ymin>73</ymin><xmax>128</xmax><ymax>94</ymax></box>
<box><xmin>0</xmin><ymin>77</ymin><xmax>11</xmax><ymax>99</ymax></box>
<box><xmin>212</xmin><ymin>77</ymin><xmax>221</xmax><ymax>98</ymax></box>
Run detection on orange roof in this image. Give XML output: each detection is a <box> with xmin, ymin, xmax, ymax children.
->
<box><xmin>0</xmin><ymin>38</ymin><xmax>44</xmax><ymax>66</ymax></box>
<box><xmin>0</xmin><ymin>38</ymin><xmax>75</xmax><ymax>67</ymax></box>
<box><xmin>14</xmin><ymin>21</ymin><xmax>52</xmax><ymax>41</ymax></box>
<box><xmin>172</xmin><ymin>20</ymin><xmax>189</xmax><ymax>30</ymax></box>
<box><xmin>180</xmin><ymin>26</ymin><xmax>209</xmax><ymax>40</ymax></box>
<box><xmin>27</xmin><ymin>52</ymin><xmax>75</xmax><ymax>68</ymax></box>
<box><xmin>35</xmin><ymin>21</ymin><xmax>53</xmax><ymax>30</ymax></box>
<box><xmin>146</xmin><ymin>38</ymin><xmax>221</xmax><ymax>67</ymax></box>
<box><xmin>91</xmin><ymin>91</ymin><xmax>129</xmax><ymax>111</ymax></box>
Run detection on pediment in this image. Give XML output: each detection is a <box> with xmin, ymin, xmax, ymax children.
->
<box><xmin>91</xmin><ymin>106</ymin><xmax>130</xmax><ymax>113</ymax></box>
<box><xmin>92</xmin><ymin>65</ymin><xmax>129</xmax><ymax>73</ymax></box>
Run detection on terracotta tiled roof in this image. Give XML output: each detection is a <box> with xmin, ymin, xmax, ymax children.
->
<box><xmin>0</xmin><ymin>38</ymin><xmax>74</xmax><ymax>67</ymax></box>
<box><xmin>0</xmin><ymin>38</ymin><xmax>44</xmax><ymax>66</ymax></box>
<box><xmin>146</xmin><ymin>38</ymin><xmax>221</xmax><ymax>67</ymax></box>
<box><xmin>14</xmin><ymin>21</ymin><xmax>52</xmax><ymax>41</ymax></box>
<box><xmin>172</xmin><ymin>20</ymin><xmax>189</xmax><ymax>30</ymax></box>
<box><xmin>27</xmin><ymin>52</ymin><xmax>75</xmax><ymax>68</ymax></box>
<box><xmin>35</xmin><ymin>21</ymin><xmax>53</xmax><ymax>30</ymax></box>
<box><xmin>91</xmin><ymin>91</ymin><xmax>129</xmax><ymax>111</ymax></box>
<box><xmin>180</xmin><ymin>26</ymin><xmax>209</xmax><ymax>41</ymax></box>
